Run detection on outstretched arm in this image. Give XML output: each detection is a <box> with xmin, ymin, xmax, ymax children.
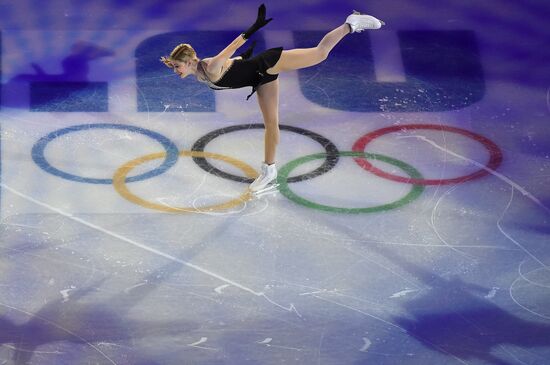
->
<box><xmin>206</xmin><ymin>34</ymin><xmax>247</xmax><ymax>74</ymax></box>
<box><xmin>206</xmin><ymin>4</ymin><xmax>272</xmax><ymax>74</ymax></box>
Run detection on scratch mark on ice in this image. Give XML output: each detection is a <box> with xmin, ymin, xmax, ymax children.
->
<box><xmin>312</xmin><ymin>295</ymin><xmax>406</xmax><ymax>332</ymax></box>
<box><xmin>124</xmin><ymin>281</ymin><xmax>148</xmax><ymax>293</ymax></box>
<box><xmin>187</xmin><ymin>337</ymin><xmax>217</xmax><ymax>351</ymax></box>
<box><xmin>519</xmin><ymin>260</ymin><xmax>550</xmax><ymax>289</ymax></box>
<box><xmin>188</xmin><ymin>337</ymin><xmax>208</xmax><ymax>346</ymax></box>
<box><xmin>1</xmin><ymin>344</ymin><xmax>64</xmax><ymax>354</ymax></box>
<box><xmin>431</xmin><ymin>185</ymin><xmax>478</xmax><ymax>260</ymax></box>
<box><xmin>485</xmin><ymin>287</ymin><xmax>499</xmax><ymax>299</ymax></box>
<box><xmin>214</xmin><ymin>284</ymin><xmax>230</xmax><ymax>294</ymax></box>
<box><xmin>299</xmin><ymin>289</ymin><xmax>334</xmax><ymax>296</ymax></box>
<box><xmin>510</xmin><ymin>264</ymin><xmax>550</xmax><ymax>320</ymax></box>
<box><xmin>389</xmin><ymin>289</ymin><xmax>419</xmax><ymax>298</ymax></box>
<box><xmin>256</xmin><ymin>337</ymin><xmax>302</xmax><ymax>351</ymax></box>
<box><xmin>359</xmin><ymin>338</ymin><xmax>372</xmax><ymax>352</ymax></box>
<box><xmin>498</xmin><ymin>188</ymin><xmax>549</xmax><ymax>268</ymax></box>
<box><xmin>60</xmin><ymin>286</ymin><xmax>76</xmax><ymax>302</ymax></box>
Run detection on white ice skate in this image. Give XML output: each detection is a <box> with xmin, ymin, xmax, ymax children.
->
<box><xmin>249</xmin><ymin>162</ymin><xmax>277</xmax><ymax>193</ymax></box>
<box><xmin>346</xmin><ymin>11</ymin><xmax>385</xmax><ymax>33</ymax></box>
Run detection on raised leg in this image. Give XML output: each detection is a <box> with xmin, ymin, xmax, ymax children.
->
<box><xmin>267</xmin><ymin>24</ymin><xmax>350</xmax><ymax>75</ymax></box>
<box><xmin>256</xmin><ymin>78</ymin><xmax>280</xmax><ymax>164</ymax></box>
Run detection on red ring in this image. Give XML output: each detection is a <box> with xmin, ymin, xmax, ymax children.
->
<box><xmin>352</xmin><ymin>124</ymin><xmax>503</xmax><ymax>186</ymax></box>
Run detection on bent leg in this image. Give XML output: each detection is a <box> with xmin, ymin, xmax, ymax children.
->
<box><xmin>256</xmin><ymin>78</ymin><xmax>280</xmax><ymax>164</ymax></box>
<box><xmin>267</xmin><ymin>24</ymin><xmax>350</xmax><ymax>74</ymax></box>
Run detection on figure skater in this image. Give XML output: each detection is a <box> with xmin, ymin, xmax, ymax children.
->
<box><xmin>160</xmin><ymin>5</ymin><xmax>384</xmax><ymax>192</ymax></box>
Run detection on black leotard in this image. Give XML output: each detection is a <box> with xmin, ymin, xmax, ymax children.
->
<box><xmin>198</xmin><ymin>47</ymin><xmax>283</xmax><ymax>100</ymax></box>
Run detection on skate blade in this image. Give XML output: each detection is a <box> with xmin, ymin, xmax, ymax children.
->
<box><xmin>250</xmin><ymin>183</ymin><xmax>280</xmax><ymax>197</ymax></box>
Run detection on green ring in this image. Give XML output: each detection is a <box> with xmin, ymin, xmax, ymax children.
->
<box><xmin>277</xmin><ymin>152</ymin><xmax>425</xmax><ymax>214</ymax></box>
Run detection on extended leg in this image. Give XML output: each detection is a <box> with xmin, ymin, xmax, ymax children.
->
<box><xmin>267</xmin><ymin>24</ymin><xmax>350</xmax><ymax>75</ymax></box>
<box><xmin>267</xmin><ymin>12</ymin><xmax>383</xmax><ymax>75</ymax></box>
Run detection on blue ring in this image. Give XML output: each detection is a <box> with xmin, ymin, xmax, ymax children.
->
<box><xmin>32</xmin><ymin>123</ymin><xmax>179</xmax><ymax>184</ymax></box>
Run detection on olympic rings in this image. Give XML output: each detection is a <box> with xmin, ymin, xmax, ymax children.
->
<box><xmin>277</xmin><ymin>152</ymin><xmax>425</xmax><ymax>214</ymax></box>
<box><xmin>113</xmin><ymin>150</ymin><xmax>257</xmax><ymax>213</ymax></box>
<box><xmin>352</xmin><ymin>124</ymin><xmax>503</xmax><ymax>185</ymax></box>
<box><xmin>31</xmin><ymin>122</ymin><xmax>503</xmax><ymax>214</ymax></box>
<box><xmin>31</xmin><ymin>123</ymin><xmax>180</xmax><ymax>184</ymax></box>
<box><xmin>191</xmin><ymin>124</ymin><xmax>339</xmax><ymax>183</ymax></box>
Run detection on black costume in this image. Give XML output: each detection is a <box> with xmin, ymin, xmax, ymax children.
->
<box><xmin>198</xmin><ymin>47</ymin><xmax>283</xmax><ymax>100</ymax></box>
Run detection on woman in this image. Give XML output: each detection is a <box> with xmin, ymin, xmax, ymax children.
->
<box><xmin>161</xmin><ymin>5</ymin><xmax>384</xmax><ymax>192</ymax></box>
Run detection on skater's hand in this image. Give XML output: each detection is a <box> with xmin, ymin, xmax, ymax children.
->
<box><xmin>254</xmin><ymin>4</ymin><xmax>273</xmax><ymax>28</ymax></box>
<box><xmin>242</xmin><ymin>4</ymin><xmax>273</xmax><ymax>39</ymax></box>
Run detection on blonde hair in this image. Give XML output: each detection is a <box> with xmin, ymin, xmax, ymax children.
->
<box><xmin>160</xmin><ymin>43</ymin><xmax>199</xmax><ymax>68</ymax></box>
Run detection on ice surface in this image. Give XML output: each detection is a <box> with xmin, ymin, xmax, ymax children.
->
<box><xmin>1</xmin><ymin>1</ymin><xmax>549</xmax><ymax>364</ymax></box>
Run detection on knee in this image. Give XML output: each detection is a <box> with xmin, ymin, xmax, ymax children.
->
<box><xmin>317</xmin><ymin>47</ymin><xmax>330</xmax><ymax>61</ymax></box>
<box><xmin>263</xmin><ymin>117</ymin><xmax>279</xmax><ymax>129</ymax></box>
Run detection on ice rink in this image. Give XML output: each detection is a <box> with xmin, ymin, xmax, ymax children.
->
<box><xmin>1</xmin><ymin>1</ymin><xmax>549</xmax><ymax>364</ymax></box>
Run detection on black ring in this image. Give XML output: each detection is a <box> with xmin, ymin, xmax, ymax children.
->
<box><xmin>191</xmin><ymin>123</ymin><xmax>340</xmax><ymax>183</ymax></box>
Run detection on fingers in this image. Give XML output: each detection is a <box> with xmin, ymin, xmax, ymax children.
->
<box><xmin>242</xmin><ymin>3</ymin><xmax>271</xmax><ymax>39</ymax></box>
<box><xmin>258</xmin><ymin>4</ymin><xmax>266</xmax><ymax>20</ymax></box>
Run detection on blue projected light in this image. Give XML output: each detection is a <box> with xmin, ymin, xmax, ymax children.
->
<box><xmin>3</xmin><ymin>38</ymin><xmax>115</xmax><ymax>112</ymax></box>
<box><xmin>30</xmin><ymin>82</ymin><xmax>108</xmax><ymax>112</ymax></box>
<box><xmin>135</xmin><ymin>31</ymin><xmax>267</xmax><ymax>112</ymax></box>
<box><xmin>31</xmin><ymin>123</ymin><xmax>180</xmax><ymax>184</ymax></box>
<box><xmin>294</xmin><ymin>30</ymin><xmax>485</xmax><ymax>112</ymax></box>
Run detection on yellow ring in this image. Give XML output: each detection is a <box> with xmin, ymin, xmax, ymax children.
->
<box><xmin>113</xmin><ymin>150</ymin><xmax>257</xmax><ymax>213</ymax></box>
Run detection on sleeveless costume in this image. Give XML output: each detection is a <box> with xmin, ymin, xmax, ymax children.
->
<box><xmin>198</xmin><ymin>47</ymin><xmax>283</xmax><ymax>100</ymax></box>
